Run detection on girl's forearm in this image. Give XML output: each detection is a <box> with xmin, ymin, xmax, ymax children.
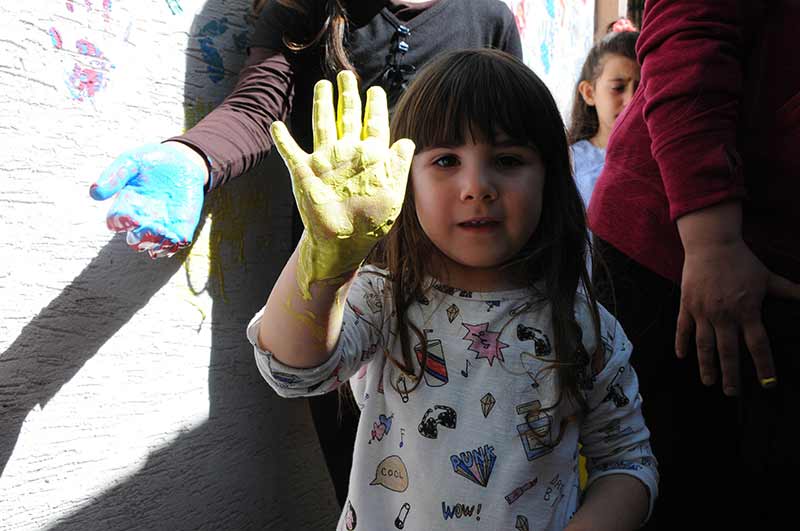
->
<box><xmin>257</xmin><ymin>246</ymin><xmax>356</xmax><ymax>368</ymax></box>
<box><xmin>565</xmin><ymin>474</ymin><xmax>650</xmax><ymax>531</ymax></box>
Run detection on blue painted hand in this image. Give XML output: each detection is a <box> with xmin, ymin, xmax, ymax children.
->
<box><xmin>90</xmin><ymin>143</ymin><xmax>207</xmax><ymax>258</ymax></box>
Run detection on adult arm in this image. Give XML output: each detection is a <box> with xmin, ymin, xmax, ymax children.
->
<box><xmin>89</xmin><ymin>48</ymin><xmax>294</xmax><ymax>257</ymax></box>
<box><xmin>675</xmin><ymin>202</ymin><xmax>800</xmax><ymax>394</ymax></box>
<box><xmin>638</xmin><ymin>0</ymin><xmax>800</xmax><ymax>394</ymax></box>
<box><xmin>168</xmin><ymin>47</ymin><xmax>294</xmax><ymax>190</ymax></box>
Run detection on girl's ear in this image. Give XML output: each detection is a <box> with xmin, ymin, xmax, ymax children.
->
<box><xmin>578</xmin><ymin>80</ymin><xmax>596</xmax><ymax>106</ymax></box>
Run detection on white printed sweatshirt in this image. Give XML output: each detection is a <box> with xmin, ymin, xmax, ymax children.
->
<box><xmin>247</xmin><ymin>266</ymin><xmax>659</xmax><ymax>530</ymax></box>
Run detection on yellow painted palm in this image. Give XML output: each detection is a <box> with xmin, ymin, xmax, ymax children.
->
<box><xmin>270</xmin><ymin>71</ymin><xmax>414</xmax><ymax>299</ymax></box>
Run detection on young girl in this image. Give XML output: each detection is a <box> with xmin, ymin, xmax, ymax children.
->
<box><xmin>248</xmin><ymin>50</ymin><xmax>658</xmax><ymax>530</ymax></box>
<box><xmin>568</xmin><ymin>23</ymin><xmax>640</xmax><ymax>208</ymax></box>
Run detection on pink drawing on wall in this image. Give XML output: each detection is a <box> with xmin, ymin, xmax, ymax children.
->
<box><xmin>76</xmin><ymin>38</ymin><xmax>103</xmax><ymax>58</ymax></box>
<box><xmin>67</xmin><ymin>64</ymin><xmax>106</xmax><ymax>101</ymax></box>
<box><xmin>514</xmin><ymin>1</ymin><xmax>526</xmax><ymax>34</ymax></box>
<box><xmin>49</xmin><ymin>28</ymin><xmax>63</xmax><ymax>49</ymax></box>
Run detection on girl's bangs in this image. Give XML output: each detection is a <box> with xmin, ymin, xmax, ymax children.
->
<box><xmin>404</xmin><ymin>52</ymin><xmax>562</xmax><ymax>159</ymax></box>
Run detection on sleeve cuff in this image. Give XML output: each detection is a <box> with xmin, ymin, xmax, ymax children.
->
<box><xmin>246</xmin><ymin>306</ymin><xmax>341</xmax><ymax>395</ymax></box>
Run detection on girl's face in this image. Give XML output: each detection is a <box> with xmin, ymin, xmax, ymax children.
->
<box><xmin>411</xmin><ymin>133</ymin><xmax>545</xmax><ymax>292</ymax></box>
<box><xmin>579</xmin><ymin>53</ymin><xmax>640</xmax><ymax>146</ymax></box>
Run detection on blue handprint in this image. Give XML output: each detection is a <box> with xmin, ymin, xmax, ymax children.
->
<box><xmin>90</xmin><ymin>143</ymin><xmax>207</xmax><ymax>258</ymax></box>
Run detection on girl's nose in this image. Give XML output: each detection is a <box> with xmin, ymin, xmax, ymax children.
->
<box><xmin>460</xmin><ymin>166</ymin><xmax>497</xmax><ymax>202</ymax></box>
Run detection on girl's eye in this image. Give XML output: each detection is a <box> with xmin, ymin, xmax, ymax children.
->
<box><xmin>496</xmin><ymin>155</ymin><xmax>523</xmax><ymax>168</ymax></box>
<box><xmin>434</xmin><ymin>155</ymin><xmax>458</xmax><ymax>168</ymax></box>
<box><xmin>612</xmin><ymin>85</ymin><xmax>625</xmax><ymax>93</ymax></box>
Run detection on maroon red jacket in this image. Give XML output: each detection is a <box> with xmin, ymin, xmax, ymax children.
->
<box><xmin>588</xmin><ymin>0</ymin><xmax>800</xmax><ymax>284</ymax></box>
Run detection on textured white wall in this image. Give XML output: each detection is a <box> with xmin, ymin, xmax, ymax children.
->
<box><xmin>0</xmin><ymin>1</ymin><xmax>338</xmax><ymax>530</ymax></box>
<box><xmin>0</xmin><ymin>1</ymin><xmax>596</xmax><ymax>529</ymax></box>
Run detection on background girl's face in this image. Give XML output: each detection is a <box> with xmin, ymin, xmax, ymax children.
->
<box><xmin>410</xmin><ymin>133</ymin><xmax>545</xmax><ymax>291</ymax></box>
<box><xmin>580</xmin><ymin>54</ymin><xmax>640</xmax><ymax>145</ymax></box>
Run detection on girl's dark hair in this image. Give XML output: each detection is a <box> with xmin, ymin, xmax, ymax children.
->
<box><xmin>567</xmin><ymin>30</ymin><xmax>639</xmax><ymax>144</ymax></box>
<box><xmin>371</xmin><ymin>49</ymin><xmax>604</xmax><ymax>417</ymax></box>
<box><xmin>252</xmin><ymin>0</ymin><xmax>354</xmax><ymax>74</ymax></box>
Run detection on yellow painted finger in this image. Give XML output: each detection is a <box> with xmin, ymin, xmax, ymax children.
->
<box><xmin>389</xmin><ymin>138</ymin><xmax>415</xmax><ymax>185</ymax></box>
<box><xmin>271</xmin><ymin>121</ymin><xmax>311</xmax><ymax>186</ymax></box>
<box><xmin>336</xmin><ymin>70</ymin><xmax>362</xmax><ymax>140</ymax></box>
<box><xmin>361</xmin><ymin>86</ymin><xmax>389</xmax><ymax>144</ymax></box>
<box><xmin>312</xmin><ymin>80</ymin><xmax>337</xmax><ymax>151</ymax></box>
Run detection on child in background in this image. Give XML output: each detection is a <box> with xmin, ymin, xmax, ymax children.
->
<box><xmin>248</xmin><ymin>50</ymin><xmax>657</xmax><ymax>530</ymax></box>
<box><xmin>568</xmin><ymin>21</ymin><xmax>640</xmax><ymax>208</ymax></box>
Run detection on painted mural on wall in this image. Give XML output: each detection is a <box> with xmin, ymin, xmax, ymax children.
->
<box><xmin>46</xmin><ymin>1</ymin><xmax>593</xmax><ymax>115</ymax></box>
<box><xmin>47</xmin><ymin>1</ymin><xmax>118</xmax><ymax>103</ymax></box>
<box><xmin>503</xmin><ymin>0</ymin><xmax>596</xmax><ymax>116</ymax></box>
<box><xmin>45</xmin><ymin>0</ymin><xmax>251</xmax><ymax>122</ymax></box>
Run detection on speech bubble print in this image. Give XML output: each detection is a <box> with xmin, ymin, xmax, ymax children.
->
<box><xmin>370</xmin><ymin>455</ymin><xmax>409</xmax><ymax>492</ymax></box>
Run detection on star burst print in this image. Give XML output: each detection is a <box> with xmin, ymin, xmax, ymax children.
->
<box><xmin>462</xmin><ymin>323</ymin><xmax>509</xmax><ymax>366</ymax></box>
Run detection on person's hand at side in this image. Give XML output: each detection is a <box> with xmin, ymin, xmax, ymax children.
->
<box><xmin>676</xmin><ymin>201</ymin><xmax>800</xmax><ymax>395</ymax></box>
<box><xmin>270</xmin><ymin>70</ymin><xmax>415</xmax><ymax>299</ymax></box>
<box><xmin>89</xmin><ymin>141</ymin><xmax>209</xmax><ymax>258</ymax></box>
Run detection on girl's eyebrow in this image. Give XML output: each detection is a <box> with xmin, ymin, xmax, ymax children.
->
<box><xmin>493</xmin><ymin>138</ymin><xmax>534</xmax><ymax>148</ymax></box>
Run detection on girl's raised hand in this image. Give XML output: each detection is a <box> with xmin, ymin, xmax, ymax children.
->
<box><xmin>270</xmin><ymin>71</ymin><xmax>415</xmax><ymax>299</ymax></box>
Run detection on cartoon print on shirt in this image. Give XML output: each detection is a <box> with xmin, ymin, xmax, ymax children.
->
<box><xmin>509</xmin><ymin>301</ymin><xmax>533</xmax><ymax>317</ymax></box>
<box><xmin>462</xmin><ymin>322</ymin><xmax>509</xmax><ymax>366</ymax></box>
<box><xmin>433</xmin><ymin>283</ymin><xmax>473</xmax><ymax>298</ymax></box>
<box><xmin>599</xmin><ymin>419</ymin><xmax>634</xmax><ymax>443</ymax></box>
<box><xmin>480</xmin><ymin>392</ymin><xmax>496</xmax><ymax>417</ymax></box>
<box><xmin>441</xmin><ymin>501</ymin><xmax>482</xmax><ymax>521</ymax></box>
<box><xmin>516</xmin><ymin>324</ymin><xmax>552</xmax><ymax>356</ymax></box>
<box><xmin>345</xmin><ymin>501</ymin><xmax>357</xmax><ymax>530</ymax></box>
<box><xmin>450</xmin><ymin>444</ymin><xmax>497</xmax><ymax>487</ymax></box>
<box><xmin>394</xmin><ymin>502</ymin><xmax>411</xmax><ymax>529</ymax></box>
<box><xmin>515</xmin><ymin>514</ymin><xmax>530</xmax><ymax>531</ymax></box>
<box><xmin>504</xmin><ymin>477</ymin><xmax>538</xmax><ymax>505</ymax></box>
<box><xmin>269</xmin><ymin>370</ymin><xmax>302</xmax><ymax>387</ymax></box>
<box><xmin>543</xmin><ymin>473</ymin><xmax>566</xmax><ymax>508</ymax></box>
<box><xmin>446</xmin><ymin>303</ymin><xmax>460</xmax><ymax>323</ymax></box>
<box><xmin>362</xmin><ymin>277</ymin><xmax>385</xmax><ymax>313</ymax></box>
<box><xmin>515</xmin><ymin>400</ymin><xmax>555</xmax><ymax>461</ymax></box>
<box><xmin>369</xmin><ymin>413</ymin><xmax>393</xmax><ymax>444</ymax></box>
<box><xmin>418</xmin><ymin>405</ymin><xmax>457</xmax><ymax>439</ymax></box>
<box><xmin>370</xmin><ymin>455</ymin><xmax>409</xmax><ymax>492</ymax></box>
<box><xmin>602</xmin><ymin>366</ymin><xmax>630</xmax><ymax>407</ymax></box>
<box><xmin>485</xmin><ymin>300</ymin><xmax>501</xmax><ymax>311</ymax></box>
<box><xmin>395</xmin><ymin>373</ymin><xmax>412</xmax><ymax>403</ymax></box>
<box><xmin>414</xmin><ymin>339</ymin><xmax>449</xmax><ymax>387</ymax></box>
<box><xmin>361</xmin><ymin>343</ymin><xmax>379</xmax><ymax>363</ymax></box>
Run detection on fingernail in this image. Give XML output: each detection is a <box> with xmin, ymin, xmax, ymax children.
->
<box><xmin>701</xmin><ymin>375</ymin><xmax>714</xmax><ymax>386</ymax></box>
<box><xmin>760</xmin><ymin>377</ymin><xmax>778</xmax><ymax>389</ymax></box>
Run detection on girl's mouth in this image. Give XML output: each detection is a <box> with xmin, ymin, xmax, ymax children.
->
<box><xmin>458</xmin><ymin>218</ymin><xmax>501</xmax><ymax>231</ymax></box>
